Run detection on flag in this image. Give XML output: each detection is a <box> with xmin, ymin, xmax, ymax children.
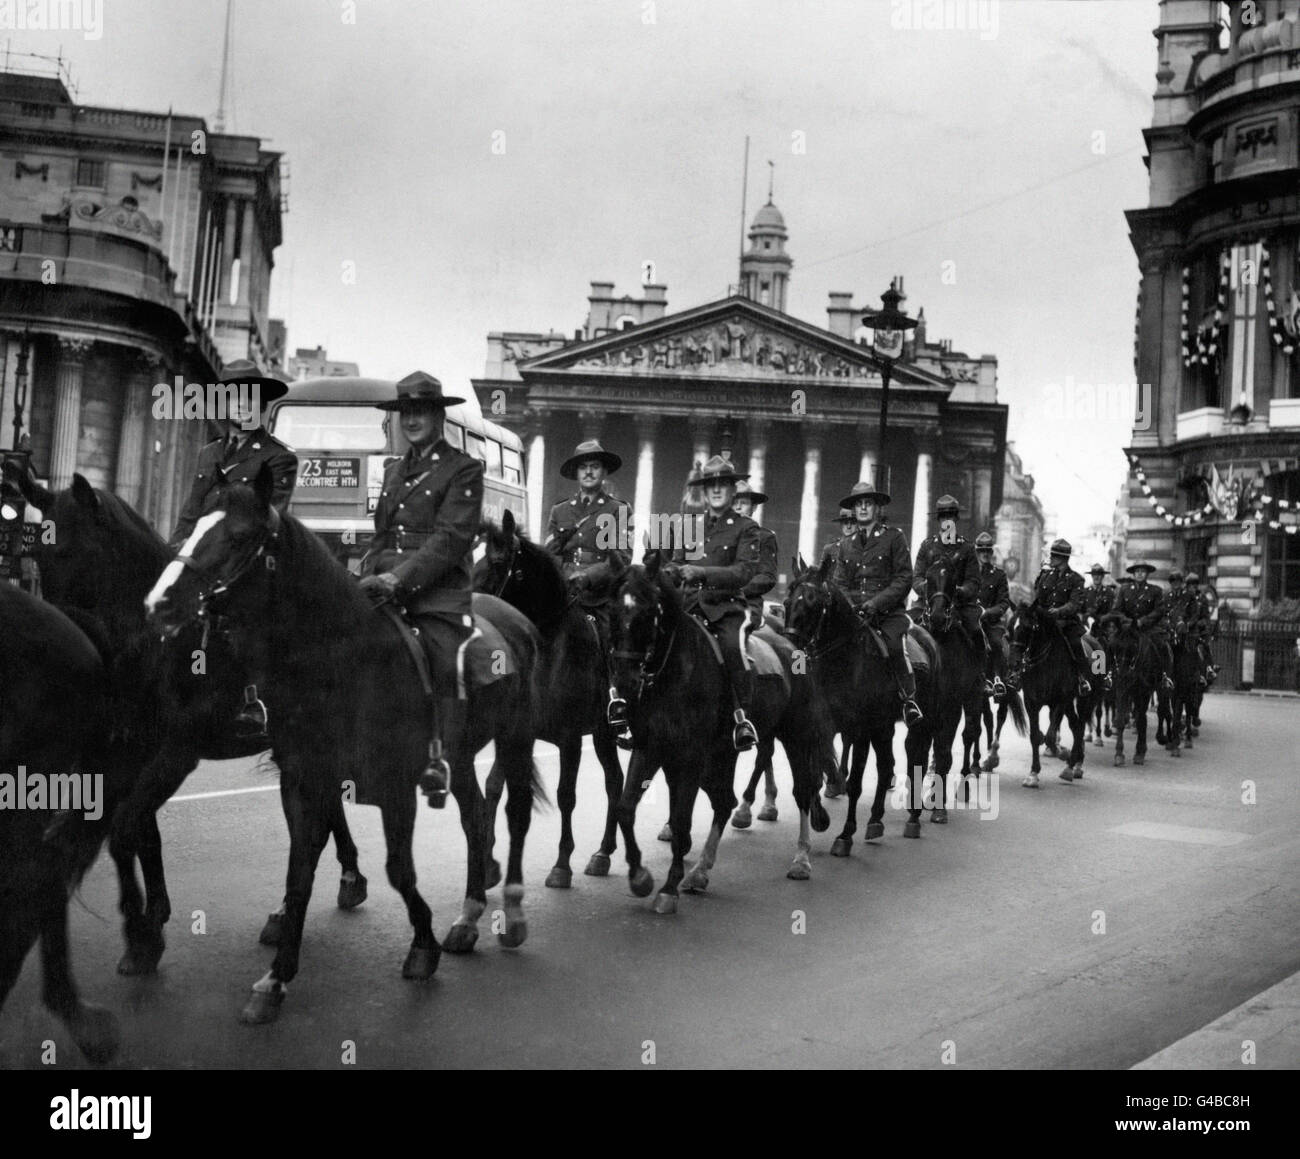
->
<box><xmin>1207</xmin><ymin>464</ymin><xmax>1234</xmax><ymax>516</ymax></box>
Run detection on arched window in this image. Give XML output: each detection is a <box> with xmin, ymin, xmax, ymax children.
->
<box><xmin>616</xmin><ymin>315</ymin><xmax>637</xmax><ymax>331</ymax></box>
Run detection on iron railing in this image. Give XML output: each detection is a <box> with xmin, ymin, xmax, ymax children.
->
<box><xmin>1209</xmin><ymin>618</ymin><xmax>1300</xmax><ymax>692</ymax></box>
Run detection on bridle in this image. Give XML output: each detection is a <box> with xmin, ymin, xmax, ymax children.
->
<box><xmin>487</xmin><ymin>531</ymin><xmax>523</xmax><ymax>599</ymax></box>
<box><xmin>610</xmin><ymin>589</ymin><xmax>677</xmax><ymax>694</ymax></box>
<box><xmin>171</xmin><ymin>506</ymin><xmax>282</xmax><ymax>632</ymax></box>
<box><xmin>785</xmin><ymin>575</ymin><xmax>857</xmax><ymax>661</ymax></box>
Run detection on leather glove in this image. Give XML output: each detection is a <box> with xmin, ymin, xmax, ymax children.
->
<box><xmin>678</xmin><ymin>564</ymin><xmax>705</xmax><ymax>584</ymax></box>
<box><xmin>359</xmin><ymin>572</ymin><xmax>400</xmax><ymax>605</ymax></box>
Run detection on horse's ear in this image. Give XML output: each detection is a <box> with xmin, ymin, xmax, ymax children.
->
<box><xmin>70</xmin><ymin>473</ymin><xmax>100</xmax><ymax>512</ymax></box>
<box><xmin>817</xmin><ymin>554</ymin><xmax>833</xmax><ymax>582</ymax></box>
<box><xmin>644</xmin><ymin>550</ymin><xmax>661</xmax><ymax>580</ymax></box>
<box><xmin>252</xmin><ymin>461</ymin><xmax>275</xmax><ymax>511</ymax></box>
<box><xmin>797</xmin><ymin>552</ymin><xmax>808</xmax><ymax>573</ymax></box>
<box><xmin>502</xmin><ymin>508</ymin><xmax>515</xmax><ymax>537</ymax></box>
<box><xmin>609</xmin><ymin>549</ymin><xmax>627</xmax><ymax>578</ymax></box>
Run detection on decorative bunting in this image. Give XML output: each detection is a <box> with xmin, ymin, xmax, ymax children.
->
<box><xmin>1127</xmin><ymin>452</ymin><xmax>1215</xmax><ymax>527</ymax></box>
<box><xmin>1260</xmin><ymin>241</ymin><xmax>1300</xmax><ymax>356</ymax></box>
<box><xmin>1180</xmin><ymin>253</ymin><xmax>1228</xmax><ymax>368</ymax></box>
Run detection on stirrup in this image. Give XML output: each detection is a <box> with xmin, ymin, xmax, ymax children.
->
<box><xmin>983</xmin><ymin>679</ymin><xmax>995</xmax><ymax>697</ymax></box>
<box><xmin>419</xmin><ymin>740</ymin><xmax>451</xmax><ymax>809</ymax></box>
<box><xmin>901</xmin><ymin>698</ymin><xmax>924</xmax><ymax>726</ymax></box>
<box><xmin>1102</xmin><ymin>672</ymin><xmax>1113</xmax><ymax>691</ymax></box>
<box><xmin>732</xmin><ymin>709</ymin><xmax>758</xmax><ymax>752</ymax></box>
<box><xmin>234</xmin><ymin>684</ymin><xmax>269</xmax><ymax>740</ymax></box>
<box><xmin>1161</xmin><ymin>675</ymin><xmax>1175</xmax><ymax>692</ymax></box>
<box><xmin>991</xmin><ymin>677</ymin><xmax>1007</xmax><ymax>701</ymax></box>
<box><xmin>606</xmin><ymin>689</ymin><xmax>629</xmax><ymax>728</ymax></box>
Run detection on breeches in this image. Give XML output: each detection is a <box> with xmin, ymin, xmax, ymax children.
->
<box><xmin>410</xmin><ymin>612</ymin><xmax>475</xmax><ymax>696</ymax></box>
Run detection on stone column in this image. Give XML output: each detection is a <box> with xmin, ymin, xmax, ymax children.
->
<box><xmin>746</xmin><ymin>418</ymin><xmax>769</xmax><ymax>522</ymax></box>
<box><xmin>797</xmin><ymin>428</ymin><xmax>824</xmax><ymax>565</ymax></box>
<box><xmin>523</xmin><ymin>411</ymin><xmax>547</xmax><ymax>540</ymax></box>
<box><xmin>689</xmin><ymin>414</ymin><xmax>713</xmax><ymax>471</ymax></box>
<box><xmin>910</xmin><ymin>448</ymin><xmax>933</xmax><ymax>551</ymax></box>
<box><xmin>578</xmin><ymin>407</ymin><xmax>604</xmax><ymax>442</ymax></box>
<box><xmin>115</xmin><ymin>352</ymin><xmax>163</xmax><ymax>508</ymax></box>
<box><xmin>973</xmin><ymin>463</ymin><xmax>993</xmax><ymax>534</ymax></box>
<box><xmin>857</xmin><ymin>421</ymin><xmax>876</xmax><ymax>487</ymax></box>
<box><xmin>50</xmin><ymin>338</ymin><xmax>93</xmax><ymax>489</ymax></box>
<box><xmin>217</xmin><ymin>196</ymin><xmax>238</xmax><ymax>306</ymax></box>
<box><xmin>633</xmin><ymin>413</ymin><xmax>658</xmax><ymax>563</ymax></box>
<box><xmin>237</xmin><ymin>198</ymin><xmax>255</xmax><ymax>308</ymax></box>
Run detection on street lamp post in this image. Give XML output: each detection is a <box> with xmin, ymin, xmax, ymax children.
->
<box><xmin>861</xmin><ymin>281</ymin><xmax>917</xmax><ymax>479</ymax></box>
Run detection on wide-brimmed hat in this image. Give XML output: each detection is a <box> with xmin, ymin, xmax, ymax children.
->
<box><xmin>218</xmin><ymin>359</ymin><xmax>290</xmax><ymax>406</ymax></box>
<box><xmin>839</xmin><ymin>479</ymin><xmax>890</xmax><ymax>508</ymax></box>
<box><xmin>935</xmin><ymin>493</ymin><xmax>960</xmax><ymax>513</ymax></box>
<box><xmin>375</xmin><ymin>371</ymin><xmax>466</xmax><ymax>411</ymax></box>
<box><xmin>834</xmin><ymin>507</ymin><xmax>855</xmax><ymax>523</ymax></box>
<box><xmin>1185</xmin><ymin>571</ymin><xmax>1201</xmax><ymax>583</ymax></box>
<box><xmin>975</xmin><ymin>531</ymin><xmax>995</xmax><ymax>549</ymax></box>
<box><xmin>1089</xmin><ymin>564</ymin><xmax>1106</xmax><ymax>575</ymax></box>
<box><xmin>560</xmin><ymin>439</ymin><xmax>622</xmax><ymax>479</ymax></box>
<box><xmin>1125</xmin><ymin>561</ymin><xmax>1156</xmax><ymax>574</ymax></box>
<box><xmin>1048</xmin><ymin>538</ymin><xmax>1072</xmax><ymax>557</ymax></box>
<box><xmin>733</xmin><ymin>485</ymin><xmax>768</xmax><ymax>506</ymax></box>
<box><xmin>1169</xmin><ymin>569</ymin><xmax>1184</xmax><ymax>581</ymax></box>
<box><xmin>694</xmin><ymin>455</ymin><xmax>747</xmax><ymax>487</ymax></box>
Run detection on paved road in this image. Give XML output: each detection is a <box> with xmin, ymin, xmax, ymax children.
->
<box><xmin>2</xmin><ymin>694</ymin><xmax>1296</xmax><ymax>1069</ymax></box>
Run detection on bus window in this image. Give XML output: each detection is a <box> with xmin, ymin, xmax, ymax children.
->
<box><xmin>443</xmin><ymin>421</ymin><xmax>464</xmax><ymax>450</ymax></box>
<box><xmin>465</xmin><ymin>431</ymin><xmax>488</xmax><ymax>463</ymax></box>
<box><xmin>483</xmin><ymin>439</ymin><xmax>503</xmax><ymax>479</ymax></box>
<box><xmin>502</xmin><ymin>447</ymin><xmax>523</xmax><ymax>485</ymax></box>
<box><xmin>272</xmin><ymin>405</ymin><xmax>387</xmax><ymax>451</ymax></box>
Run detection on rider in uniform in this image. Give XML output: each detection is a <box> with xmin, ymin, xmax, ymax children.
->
<box><xmin>1021</xmin><ymin>539</ymin><xmax>1095</xmax><ymax>697</ymax></box>
<box><xmin>733</xmin><ymin>485</ymin><xmax>777</xmax><ymax>628</ymax></box>
<box><xmin>1162</xmin><ymin>569</ymin><xmax>1204</xmax><ymax>686</ymax></box>
<box><xmin>830</xmin><ymin>478</ymin><xmax>923</xmax><ymax>726</ymax></box>
<box><xmin>973</xmin><ymin>531</ymin><xmax>1010</xmax><ymax>699</ymax></box>
<box><xmin>911</xmin><ymin>493</ymin><xmax>983</xmax><ymax>661</ymax></box>
<box><xmin>169</xmin><ymin>359</ymin><xmax>294</xmax><ymax>738</ymax></box>
<box><xmin>1111</xmin><ymin>561</ymin><xmax>1176</xmax><ymax>692</ymax></box>
<box><xmin>1183</xmin><ymin>572</ymin><xmax>1217</xmax><ymax>685</ymax></box>
<box><xmin>668</xmin><ymin>455</ymin><xmax>762</xmax><ymax>752</ymax></box>
<box><xmin>545</xmin><ymin>438</ymin><xmax>634</xmax><ymax>729</ymax></box>
<box><xmin>358</xmin><ymin>372</ymin><xmax>482</xmax><ymax>806</ymax></box>
<box><xmin>820</xmin><ymin>507</ymin><xmax>857</xmax><ymax>570</ymax></box>
<box><xmin>1080</xmin><ymin>564</ymin><xmax>1116</xmax><ymax>632</ymax></box>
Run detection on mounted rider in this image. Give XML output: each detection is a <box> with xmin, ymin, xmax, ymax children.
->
<box><xmin>1020</xmin><ymin>539</ymin><xmax>1096</xmax><ymax>698</ymax></box>
<box><xmin>828</xmin><ymin>476</ymin><xmax>923</xmax><ymax>726</ymax></box>
<box><xmin>911</xmin><ymin>492</ymin><xmax>984</xmax><ymax>656</ymax></box>
<box><xmin>820</xmin><ymin>507</ymin><xmax>857</xmax><ymax>570</ymax></box>
<box><xmin>1162</xmin><ymin>569</ymin><xmax>1207</xmax><ymax>687</ymax></box>
<box><xmin>169</xmin><ymin>359</ymin><xmax>294</xmax><ymax>739</ymax></box>
<box><xmin>544</xmin><ymin>438</ymin><xmax>634</xmax><ymax>731</ymax></box>
<box><xmin>973</xmin><ymin>531</ymin><xmax>1010</xmax><ymax>699</ymax></box>
<box><xmin>1111</xmin><ymin>561</ymin><xmax>1176</xmax><ymax>692</ymax></box>
<box><xmin>732</xmin><ymin>484</ymin><xmax>778</xmax><ymax>628</ymax></box>
<box><xmin>1080</xmin><ymin>564</ymin><xmax>1116</xmax><ymax>631</ymax></box>
<box><xmin>358</xmin><ymin>371</ymin><xmax>482</xmax><ymax>807</ymax></box>
<box><xmin>1183</xmin><ymin>572</ymin><xmax>1218</xmax><ymax>685</ymax></box>
<box><xmin>667</xmin><ymin>455</ymin><xmax>762</xmax><ymax>752</ymax></box>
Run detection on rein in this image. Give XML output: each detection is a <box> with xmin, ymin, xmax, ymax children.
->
<box><xmin>611</xmin><ymin>600</ymin><xmax>678</xmax><ymax>691</ymax></box>
<box><xmin>178</xmin><ymin>506</ymin><xmax>282</xmax><ymax>624</ymax></box>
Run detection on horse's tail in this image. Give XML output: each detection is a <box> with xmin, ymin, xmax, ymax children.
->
<box><xmin>1005</xmin><ymin>689</ymin><xmax>1028</xmax><ymax>736</ymax></box>
<box><xmin>529</xmin><ymin>759</ymin><xmax>551</xmax><ymax>812</ymax></box>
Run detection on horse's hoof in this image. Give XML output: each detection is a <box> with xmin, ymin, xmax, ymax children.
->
<box><xmin>1184</xmin><ymin>737</ymin><xmax>1193</xmax><ymax>749</ymax></box>
<box><xmin>757</xmin><ymin>803</ymin><xmax>778</xmax><ymax>822</ymax></box>
<box><xmin>1021</xmin><ymin>775</ymin><xmax>1040</xmax><ymax>789</ymax></box>
<box><xmin>979</xmin><ymin>755</ymin><xmax>999</xmax><ymax>772</ymax></box>
<box><xmin>67</xmin><ymin>1002</ymin><xmax>120</xmax><ymax>1064</ymax></box>
<box><xmin>1114</xmin><ymin>754</ymin><xmax>1126</xmax><ymax>767</ymax></box>
<box><xmin>402</xmin><ymin>943</ymin><xmax>440</xmax><ymax>979</ymax></box>
<box><xmin>442</xmin><ymin>923</ymin><xmax>479</xmax><ymax>954</ymax></box>
<box><xmin>731</xmin><ymin>802</ymin><xmax>753</xmax><ymax>829</ymax></box>
<box><xmin>1074</xmin><ymin>766</ymin><xmax>1083</xmax><ymax>779</ymax></box>
<box><xmin>787</xmin><ymin>855</ymin><xmax>811</xmax><ymax>880</ymax></box>
<box><xmin>657</xmin><ymin>823</ymin><xmax>673</xmax><ymax>843</ymax></box>
<box><xmin>1093</xmin><ymin>736</ymin><xmax>1103</xmax><ymax>747</ymax></box>
<box><xmin>116</xmin><ymin>943</ymin><xmax>162</xmax><ymax>976</ymax></box>
<box><xmin>240</xmin><ymin>987</ymin><xmax>284</xmax><ymax>1026</ymax></box>
<box><xmin>681</xmin><ymin>867</ymin><xmax>709</xmax><ymax>894</ymax></box>
<box><xmin>930</xmin><ymin>808</ymin><xmax>948</xmax><ymax>824</ymax></box>
<box><xmin>865</xmin><ymin>821</ymin><xmax>884</xmax><ymax>840</ymax></box>
<box><xmin>823</xmin><ymin>784</ymin><xmax>844</xmax><ymax>799</ymax></box>
<box><xmin>903</xmin><ymin>821</ymin><xmax>922</xmax><ymax>838</ymax></box>
<box><xmin>811</xmin><ymin>799</ymin><xmax>831</xmax><ymax>833</ymax></box>
<box><xmin>485</xmin><ymin>859</ymin><xmax>503</xmax><ymax>890</ymax></box>
<box><xmin>1104</xmin><ymin>726</ymin><xmax>1112</xmax><ymax>737</ymax></box>
<box><xmin>498</xmin><ymin>919</ymin><xmax>527</xmax><ymax>949</ymax></box>
<box><xmin>830</xmin><ymin>836</ymin><xmax>852</xmax><ymax>857</ymax></box>
<box><xmin>651</xmin><ymin>893</ymin><xmax>678</xmax><ymax>915</ymax></box>
<box><xmin>629</xmin><ymin>866</ymin><xmax>655</xmax><ymax>897</ymax></box>
<box><xmin>337</xmin><ymin>873</ymin><xmax>368</xmax><ymax>910</ymax></box>
<box><xmin>1170</xmin><ymin>747</ymin><xmax>1182</xmax><ymax>758</ymax></box>
<box><xmin>583</xmin><ymin>851</ymin><xmax>611</xmax><ymax>877</ymax></box>
<box><xmin>1133</xmin><ymin>754</ymin><xmax>1145</xmax><ymax>766</ymax></box>
<box><xmin>258</xmin><ymin>912</ymin><xmax>283</xmax><ymax>947</ymax></box>
<box><xmin>544</xmin><ymin>866</ymin><xmax>572</xmax><ymax>889</ymax></box>
<box><xmin>1059</xmin><ymin>766</ymin><xmax>1075</xmax><ymax>783</ymax></box>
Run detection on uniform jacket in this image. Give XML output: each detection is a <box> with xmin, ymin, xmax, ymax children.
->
<box><xmin>1032</xmin><ymin>565</ymin><xmax>1085</xmax><ymax>620</ymax></box>
<box><xmin>828</xmin><ymin>521</ymin><xmax>913</xmax><ymax>615</ymax></box>
<box><xmin>544</xmin><ymin>489</ymin><xmax>633</xmax><ymax>579</ymax></box>
<box><xmin>671</xmin><ymin>506</ymin><xmax>760</xmax><ymax>622</ymax></box>
<box><xmin>1080</xmin><ymin>581</ymin><xmax>1116</xmax><ymax>622</ymax></box>
<box><xmin>170</xmin><ymin>425</ymin><xmax>297</xmax><ymax>547</ymax></box>
<box><xmin>1161</xmin><ymin>587</ymin><xmax>1198</xmax><ymax>628</ymax></box>
<box><xmin>974</xmin><ymin>561</ymin><xmax>1010</xmax><ymax>621</ymax></box>
<box><xmin>1113</xmin><ymin>579</ymin><xmax>1166</xmax><ymax>630</ymax></box>
<box><xmin>911</xmin><ymin>534</ymin><xmax>979</xmax><ymax>603</ymax></box>
<box><xmin>360</xmin><ymin>439</ymin><xmax>483</xmax><ymax>616</ymax></box>
<box><xmin>742</xmin><ymin>525</ymin><xmax>779</xmax><ymax>609</ymax></box>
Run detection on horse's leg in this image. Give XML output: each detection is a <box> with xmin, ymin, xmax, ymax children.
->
<box><xmin>584</xmin><ymin>725</ymin><xmax>623</xmax><ymax>876</ymax></box>
<box><xmin>38</xmin><ymin>884</ymin><xmax>118</xmax><ymax>1064</ymax></box>
<box><xmin>444</xmin><ymin>727</ymin><xmax>490</xmax><ymax>954</ymax></box>
<box><xmin>899</xmin><ymin>720</ymin><xmax>930</xmax><ymax>838</ymax></box>
<box><xmin>483</xmin><ymin>759</ymin><xmax>505</xmax><ymax>885</ymax></box>
<box><xmin>981</xmin><ymin>702</ymin><xmax>1003</xmax><ymax>771</ymax></box>
<box><xmin>651</xmin><ymin>759</ymin><xmax>693</xmax><ymax>915</ymax></box>
<box><xmin>546</xmin><ymin>734</ymin><xmax>581</xmax><ymax>889</ymax></box>
<box><xmin>497</xmin><ymin>740</ymin><xmax>535</xmax><ymax>947</ymax></box>
<box><xmin>616</xmin><ymin>747</ymin><xmax>656</xmax><ymax>898</ymax></box>
<box><xmin>824</xmin><ymin>737</ymin><xmax>849</xmax><ymax>798</ymax></box>
<box><xmin>241</xmin><ymin>777</ymin><xmax>330</xmax><ymax>1025</ymax></box>
<box><xmin>831</xmin><ymin>727</ymin><xmax>869</xmax><ymax>854</ymax></box>
<box><xmin>1113</xmin><ymin>684</ymin><xmax>1128</xmax><ymax>766</ymax></box>
<box><xmin>381</xmin><ymin>792</ymin><xmax>438</xmax><ymax>980</ymax></box>
<box><xmin>1022</xmin><ymin>699</ymin><xmax>1043</xmax><ymax>787</ymax></box>
<box><xmin>959</xmin><ymin>694</ymin><xmax>982</xmax><ymax>806</ymax></box>
<box><xmin>785</xmin><ymin>733</ymin><xmax>817</xmax><ymax>880</ymax></box>
<box><xmin>732</xmin><ymin>743</ymin><xmax>766</xmax><ymax>829</ymax></box>
<box><xmin>1134</xmin><ymin>689</ymin><xmax>1148</xmax><ymax>765</ymax></box>
<box><xmin>329</xmin><ymin>792</ymin><xmax>367</xmax><ymax>910</ymax></box>
<box><xmin>682</xmin><ymin>751</ymin><xmax>737</xmax><ymax>896</ymax></box>
<box><xmin>1059</xmin><ymin>700</ymin><xmax>1083</xmax><ymax>782</ymax></box>
<box><xmin>759</xmin><ymin>741</ymin><xmax>779</xmax><ymax>820</ymax></box>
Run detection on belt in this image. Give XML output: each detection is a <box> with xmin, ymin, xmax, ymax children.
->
<box><xmin>569</xmin><ymin>548</ymin><xmax>607</xmax><ymax>564</ymax></box>
<box><xmin>388</xmin><ymin>528</ymin><xmax>433</xmax><ymax>552</ymax></box>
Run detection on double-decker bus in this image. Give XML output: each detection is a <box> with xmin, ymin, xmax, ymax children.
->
<box><xmin>266</xmin><ymin>376</ymin><xmax>527</xmax><ymax>571</ymax></box>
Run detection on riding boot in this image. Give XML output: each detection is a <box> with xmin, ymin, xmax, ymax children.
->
<box><xmin>731</xmin><ymin>669</ymin><xmax>759</xmax><ymax>752</ymax></box>
<box><xmin>890</xmin><ymin>650</ymin><xmax>923</xmax><ymax>726</ymax></box>
<box><xmin>420</xmin><ymin>696</ymin><xmax>464</xmax><ymax>809</ymax></box>
<box><xmin>1067</xmin><ymin>637</ymin><xmax>1093</xmax><ymax>696</ymax></box>
<box><xmin>234</xmin><ymin>683</ymin><xmax>269</xmax><ymax>741</ymax></box>
<box><xmin>1157</xmin><ymin>642</ymin><xmax>1175</xmax><ymax>692</ymax></box>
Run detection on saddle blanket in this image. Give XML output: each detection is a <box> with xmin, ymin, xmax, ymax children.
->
<box><xmin>904</xmin><ymin>631</ymin><xmax>931</xmax><ymax>675</ymax></box>
<box><xmin>464</xmin><ymin>612</ymin><xmax>519</xmax><ymax>688</ymax></box>
<box><xmin>692</xmin><ymin>618</ymin><xmax>787</xmax><ymax>679</ymax></box>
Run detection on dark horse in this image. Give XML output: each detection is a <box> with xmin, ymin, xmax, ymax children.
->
<box><xmin>920</xmin><ymin>556</ymin><xmax>991</xmax><ymax>822</ymax></box>
<box><xmin>144</xmin><ymin>468</ymin><xmax>543</xmax><ymax>1024</ymax></box>
<box><xmin>0</xmin><ymin>583</ymin><xmax>121</xmax><ymax>1062</ymax></box>
<box><xmin>1161</xmin><ymin>620</ymin><xmax>1199</xmax><ymax>756</ymax></box>
<box><xmin>1099</xmin><ymin>611</ymin><xmax>1160</xmax><ymax>767</ymax></box>
<box><xmin>1007</xmin><ymin>602</ymin><xmax>1099</xmax><ymax>786</ymax></box>
<box><xmin>783</xmin><ymin>557</ymin><xmax>939</xmax><ymax>851</ymax></box>
<box><xmin>476</xmin><ymin>509</ymin><xmax>624</xmax><ymax>887</ymax></box>
<box><xmin>3</xmin><ymin>466</ymin><xmax>366</xmax><ymax>975</ymax></box>
<box><xmin>605</xmin><ymin>552</ymin><xmax>829</xmax><ymax>912</ymax></box>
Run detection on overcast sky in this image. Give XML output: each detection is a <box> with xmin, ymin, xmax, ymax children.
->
<box><xmin>11</xmin><ymin>0</ymin><xmax>1163</xmax><ymax>541</ymax></box>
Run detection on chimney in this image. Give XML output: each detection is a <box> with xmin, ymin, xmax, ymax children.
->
<box><xmin>826</xmin><ymin>291</ymin><xmax>855</xmax><ymax>338</ymax></box>
<box><xmin>587</xmin><ymin>280</ymin><xmax>616</xmax><ymax>335</ymax></box>
<box><xmin>642</xmin><ymin>283</ymin><xmax>668</xmax><ymax>321</ymax></box>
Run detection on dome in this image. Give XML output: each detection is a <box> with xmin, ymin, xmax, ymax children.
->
<box><xmin>750</xmin><ymin>201</ymin><xmax>786</xmax><ymax>232</ymax></box>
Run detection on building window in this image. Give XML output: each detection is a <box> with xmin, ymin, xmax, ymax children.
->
<box><xmin>1210</xmin><ymin>134</ymin><xmax>1223</xmax><ymax>183</ymax></box>
<box><xmin>0</xmin><ymin>227</ymin><xmax>18</xmax><ymax>252</ymax></box>
<box><xmin>1266</xmin><ymin>532</ymin><xmax>1300</xmax><ymax>601</ymax></box>
<box><xmin>1227</xmin><ymin>241</ymin><xmax>1261</xmax><ymax>410</ymax></box>
<box><xmin>76</xmin><ymin>158</ymin><xmax>106</xmax><ymax>187</ymax></box>
<box><xmin>764</xmin><ymin>240</ymin><xmax>771</xmax><ymax>250</ymax></box>
<box><xmin>1184</xmin><ymin>533</ymin><xmax>1211</xmax><ymax>576</ymax></box>
<box><xmin>616</xmin><ymin>315</ymin><xmax>636</xmax><ymax>331</ymax></box>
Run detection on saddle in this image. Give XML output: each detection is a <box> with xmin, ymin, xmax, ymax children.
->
<box><xmin>690</xmin><ymin>614</ymin><xmax>786</xmax><ymax>679</ymax></box>
<box><xmin>379</xmin><ymin>601</ymin><xmax>519</xmax><ymax>701</ymax></box>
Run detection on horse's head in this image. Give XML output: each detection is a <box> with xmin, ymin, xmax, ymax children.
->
<box><xmin>924</xmin><ymin>556</ymin><xmax>955</xmax><ymax>632</ymax></box>
<box><xmin>478</xmin><ymin>508</ymin><xmax>520</xmax><ymax>597</ymax></box>
<box><xmin>145</xmin><ymin>463</ymin><xmax>280</xmax><ymax>639</ymax></box>
<box><xmin>783</xmin><ymin>553</ymin><xmax>836</xmax><ymax>649</ymax></box>
<box><xmin>607</xmin><ymin>553</ymin><xmax>675</xmax><ymax>702</ymax></box>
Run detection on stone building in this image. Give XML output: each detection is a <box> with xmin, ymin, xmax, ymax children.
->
<box><xmin>288</xmin><ymin>345</ymin><xmax>360</xmax><ymax>380</ymax></box>
<box><xmin>474</xmin><ymin>199</ymin><xmax>1008</xmax><ymax>594</ymax></box>
<box><xmin>1125</xmin><ymin>0</ymin><xmax>1300</xmax><ymax>612</ymax></box>
<box><xmin>0</xmin><ymin>61</ymin><xmax>284</xmax><ymax>535</ymax></box>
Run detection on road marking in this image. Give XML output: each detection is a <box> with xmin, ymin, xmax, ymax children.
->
<box><xmin>168</xmin><ymin>784</ymin><xmax>281</xmax><ymax>803</ymax></box>
<box><xmin>1111</xmin><ymin>821</ymin><xmax>1247</xmax><ymax>847</ymax></box>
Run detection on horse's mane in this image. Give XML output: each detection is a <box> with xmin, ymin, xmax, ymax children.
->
<box><xmin>273</xmin><ymin>506</ymin><xmax>374</xmax><ymax>633</ymax></box>
<box><xmin>486</xmin><ymin>519</ymin><xmax>569</xmax><ymax>612</ymax></box>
